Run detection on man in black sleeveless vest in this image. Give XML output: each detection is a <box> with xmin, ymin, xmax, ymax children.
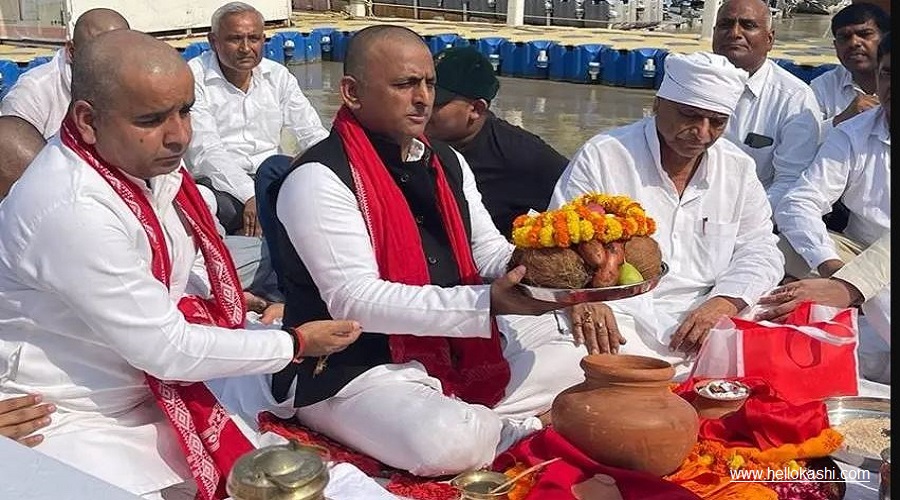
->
<box><xmin>267</xmin><ymin>25</ymin><xmax>590</xmax><ymax>477</ymax></box>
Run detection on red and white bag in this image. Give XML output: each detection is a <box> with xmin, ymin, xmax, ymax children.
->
<box><xmin>691</xmin><ymin>302</ymin><xmax>859</xmax><ymax>404</ymax></box>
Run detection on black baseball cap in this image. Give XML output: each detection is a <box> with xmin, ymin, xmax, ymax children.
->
<box><xmin>434</xmin><ymin>46</ymin><xmax>500</xmax><ymax>106</ymax></box>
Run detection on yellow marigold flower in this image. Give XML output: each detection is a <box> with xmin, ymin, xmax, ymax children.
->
<box><xmin>698</xmin><ymin>454</ymin><xmax>714</xmax><ymax>467</ymax></box>
<box><xmin>580</xmin><ymin>220</ymin><xmax>594</xmax><ymax>241</ymax></box>
<box><xmin>787</xmin><ymin>460</ymin><xmax>802</xmax><ymax>473</ymax></box>
<box><xmin>539</xmin><ymin>226</ymin><xmax>554</xmax><ymax>248</ymax></box>
<box><xmin>602</xmin><ymin>217</ymin><xmax>623</xmax><ymax>242</ymax></box>
<box><xmin>728</xmin><ymin>453</ymin><xmax>745</xmax><ymax>470</ymax></box>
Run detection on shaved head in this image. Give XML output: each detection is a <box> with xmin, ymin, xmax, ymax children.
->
<box><xmin>344</xmin><ymin>25</ymin><xmax>427</xmax><ymax>79</ymax></box>
<box><xmin>0</xmin><ymin>116</ymin><xmax>46</xmax><ymax>198</ymax></box>
<box><xmin>71</xmin><ymin>8</ymin><xmax>129</xmax><ymax>51</ymax></box>
<box><xmin>71</xmin><ymin>29</ymin><xmax>189</xmax><ymax>113</ymax></box>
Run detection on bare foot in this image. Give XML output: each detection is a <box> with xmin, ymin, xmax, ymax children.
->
<box><xmin>538</xmin><ymin>409</ymin><xmax>552</xmax><ymax>427</ymax></box>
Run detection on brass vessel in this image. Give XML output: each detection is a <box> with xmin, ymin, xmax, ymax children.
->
<box><xmin>227</xmin><ymin>441</ymin><xmax>330</xmax><ymax>500</ymax></box>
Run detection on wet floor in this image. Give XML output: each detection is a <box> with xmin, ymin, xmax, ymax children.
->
<box><xmin>290</xmin><ymin>13</ymin><xmax>834</xmax><ymax>158</ymax></box>
<box><xmin>292</xmin><ymin>61</ymin><xmax>655</xmax><ymax>158</ymax></box>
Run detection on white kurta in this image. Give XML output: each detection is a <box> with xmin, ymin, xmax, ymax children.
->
<box><xmin>551</xmin><ymin>117</ymin><xmax>784</xmax><ymax>376</ymax></box>
<box><xmin>0</xmin><ymin>138</ymin><xmax>294</xmax><ymax>495</ymax></box>
<box><xmin>809</xmin><ymin>65</ymin><xmax>865</xmax><ymax>126</ymax></box>
<box><xmin>185</xmin><ymin>51</ymin><xmax>329</xmax><ymax>203</ymax></box>
<box><xmin>0</xmin><ymin>49</ymin><xmax>70</xmax><ymax>139</ymax></box>
<box><xmin>775</xmin><ymin>107</ymin><xmax>890</xmax><ymax>349</ymax></box>
<box><xmin>724</xmin><ymin>59</ymin><xmax>823</xmax><ymax>209</ymax></box>
<box><xmin>273</xmin><ymin>139</ymin><xmax>586</xmax><ymax>476</ymax></box>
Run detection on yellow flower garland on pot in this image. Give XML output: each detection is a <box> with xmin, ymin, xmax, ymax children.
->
<box><xmin>511</xmin><ymin>193</ymin><xmax>657</xmax><ymax>249</ymax></box>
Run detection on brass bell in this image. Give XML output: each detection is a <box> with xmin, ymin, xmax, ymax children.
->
<box><xmin>227</xmin><ymin>440</ymin><xmax>330</xmax><ymax>500</ymax></box>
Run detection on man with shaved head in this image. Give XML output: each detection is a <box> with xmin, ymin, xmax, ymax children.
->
<box><xmin>266</xmin><ymin>24</ymin><xmax>587</xmax><ymax>476</ymax></box>
<box><xmin>712</xmin><ymin>0</ymin><xmax>822</xmax><ymax>210</ymax></box>
<box><xmin>0</xmin><ymin>116</ymin><xmax>45</xmax><ymax>198</ymax></box>
<box><xmin>0</xmin><ymin>29</ymin><xmax>361</xmax><ymax>499</ymax></box>
<box><xmin>0</xmin><ymin>8</ymin><xmax>129</xmax><ymax>138</ymax></box>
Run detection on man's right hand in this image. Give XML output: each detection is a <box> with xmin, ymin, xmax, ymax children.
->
<box><xmin>296</xmin><ymin>320</ymin><xmax>363</xmax><ymax>357</ymax></box>
<box><xmin>833</xmin><ymin>94</ymin><xmax>879</xmax><ymax>126</ymax></box>
<box><xmin>490</xmin><ymin>265</ymin><xmax>565</xmax><ymax>316</ymax></box>
<box><xmin>0</xmin><ymin>394</ymin><xmax>55</xmax><ymax>447</ymax></box>
<box><xmin>242</xmin><ymin>196</ymin><xmax>262</xmax><ymax>237</ymax></box>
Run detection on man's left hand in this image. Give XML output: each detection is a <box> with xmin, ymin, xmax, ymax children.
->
<box><xmin>242</xmin><ymin>197</ymin><xmax>262</xmax><ymax>237</ymax></box>
<box><xmin>566</xmin><ymin>302</ymin><xmax>626</xmax><ymax>354</ymax></box>
<box><xmin>669</xmin><ymin>297</ymin><xmax>741</xmax><ymax>355</ymax></box>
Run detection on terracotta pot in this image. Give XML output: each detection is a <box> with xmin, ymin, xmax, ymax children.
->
<box><xmin>551</xmin><ymin>354</ymin><xmax>699</xmax><ymax>476</ymax></box>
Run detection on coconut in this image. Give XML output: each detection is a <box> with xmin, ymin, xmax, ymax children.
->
<box><xmin>509</xmin><ymin>247</ymin><xmax>592</xmax><ymax>289</ymax></box>
<box><xmin>624</xmin><ymin>236</ymin><xmax>663</xmax><ymax>279</ymax></box>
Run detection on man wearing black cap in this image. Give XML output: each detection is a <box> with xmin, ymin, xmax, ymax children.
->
<box><xmin>426</xmin><ymin>47</ymin><xmax>569</xmax><ymax>239</ymax></box>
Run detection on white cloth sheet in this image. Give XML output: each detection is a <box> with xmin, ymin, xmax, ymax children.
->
<box><xmin>185</xmin><ymin>51</ymin><xmax>328</xmax><ymax>203</ymax></box>
<box><xmin>724</xmin><ymin>59</ymin><xmax>823</xmax><ymax>209</ymax></box>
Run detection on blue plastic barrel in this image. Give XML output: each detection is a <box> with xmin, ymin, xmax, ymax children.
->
<box><xmin>311</xmin><ymin>27</ymin><xmax>338</xmax><ymax>61</ymax></box>
<box><xmin>427</xmin><ymin>33</ymin><xmax>461</xmax><ymax>55</ymax></box>
<box><xmin>548</xmin><ymin>44</ymin><xmax>570</xmax><ymax>81</ymax></box>
<box><xmin>180</xmin><ymin>42</ymin><xmax>210</xmax><ymax>62</ymax></box>
<box><xmin>624</xmin><ymin>48</ymin><xmax>662</xmax><ymax>88</ymax></box>
<box><xmin>653</xmin><ymin>50</ymin><xmax>669</xmax><ymax>89</ymax></box>
<box><xmin>25</xmin><ymin>56</ymin><xmax>53</xmax><ymax>71</ymax></box>
<box><xmin>302</xmin><ymin>33</ymin><xmax>322</xmax><ymax>63</ymax></box>
<box><xmin>518</xmin><ymin>40</ymin><xmax>556</xmax><ymax>79</ymax></box>
<box><xmin>568</xmin><ymin>44</ymin><xmax>607</xmax><ymax>83</ymax></box>
<box><xmin>331</xmin><ymin>31</ymin><xmax>354</xmax><ymax>62</ymax></box>
<box><xmin>499</xmin><ymin>41</ymin><xmax>520</xmax><ymax>77</ymax></box>
<box><xmin>600</xmin><ymin>48</ymin><xmax>627</xmax><ymax>86</ymax></box>
<box><xmin>265</xmin><ymin>36</ymin><xmax>286</xmax><ymax>64</ymax></box>
<box><xmin>276</xmin><ymin>31</ymin><xmax>308</xmax><ymax>65</ymax></box>
<box><xmin>0</xmin><ymin>59</ymin><xmax>21</xmax><ymax>98</ymax></box>
<box><xmin>474</xmin><ymin>37</ymin><xmax>507</xmax><ymax>74</ymax></box>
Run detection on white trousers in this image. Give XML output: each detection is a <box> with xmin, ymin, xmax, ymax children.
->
<box><xmin>292</xmin><ymin>314</ymin><xmax>587</xmax><ymax>477</ymax></box>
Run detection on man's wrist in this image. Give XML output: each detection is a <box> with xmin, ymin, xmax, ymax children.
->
<box><xmin>285</xmin><ymin>326</ymin><xmax>306</xmax><ymax>362</ymax></box>
<box><xmin>830</xmin><ymin>278</ymin><xmax>865</xmax><ymax>307</ymax></box>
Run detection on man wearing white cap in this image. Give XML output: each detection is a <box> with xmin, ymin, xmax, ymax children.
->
<box><xmin>551</xmin><ymin>52</ymin><xmax>784</xmax><ymax>377</ymax></box>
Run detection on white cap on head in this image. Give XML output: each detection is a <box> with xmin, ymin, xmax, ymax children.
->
<box><xmin>656</xmin><ymin>52</ymin><xmax>749</xmax><ymax>116</ymax></box>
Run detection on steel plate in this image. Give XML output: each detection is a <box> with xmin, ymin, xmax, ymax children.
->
<box><xmin>517</xmin><ymin>262</ymin><xmax>669</xmax><ymax>305</ymax></box>
<box><xmin>825</xmin><ymin>396</ymin><xmax>891</xmax><ymax>471</ymax></box>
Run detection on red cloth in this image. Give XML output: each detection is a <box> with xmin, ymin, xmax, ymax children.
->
<box><xmin>61</xmin><ymin>117</ymin><xmax>252</xmax><ymax>500</ymax></box>
<box><xmin>675</xmin><ymin>377</ymin><xmax>830</xmax><ymax>450</ymax></box>
<box><xmin>740</xmin><ymin>302</ymin><xmax>858</xmax><ymax>404</ymax></box>
<box><xmin>332</xmin><ymin>106</ymin><xmax>510</xmax><ymax>407</ymax></box>
<box><xmin>493</xmin><ymin>428</ymin><xmax>701</xmax><ymax>500</ymax></box>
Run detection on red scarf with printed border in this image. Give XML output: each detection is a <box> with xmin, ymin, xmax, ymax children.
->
<box><xmin>333</xmin><ymin>106</ymin><xmax>510</xmax><ymax>407</ymax></box>
<box><xmin>61</xmin><ymin>117</ymin><xmax>252</xmax><ymax>500</ymax></box>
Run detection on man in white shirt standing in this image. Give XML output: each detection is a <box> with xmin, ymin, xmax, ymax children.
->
<box><xmin>552</xmin><ymin>52</ymin><xmax>784</xmax><ymax>375</ymax></box>
<box><xmin>186</xmin><ymin>2</ymin><xmax>328</xmax><ymax>237</ymax></box>
<box><xmin>809</xmin><ymin>3</ymin><xmax>888</xmax><ymax>129</ymax></box>
<box><xmin>712</xmin><ymin>0</ymin><xmax>822</xmax><ymax>210</ymax></box>
<box><xmin>0</xmin><ymin>30</ymin><xmax>361</xmax><ymax>499</ymax></box>
<box><xmin>0</xmin><ymin>8</ymin><xmax>129</xmax><ymax>139</ymax></box>
<box><xmin>268</xmin><ymin>25</ymin><xmax>588</xmax><ymax>478</ymax></box>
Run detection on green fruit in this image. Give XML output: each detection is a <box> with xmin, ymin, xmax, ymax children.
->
<box><xmin>617</xmin><ymin>262</ymin><xmax>645</xmax><ymax>285</ymax></box>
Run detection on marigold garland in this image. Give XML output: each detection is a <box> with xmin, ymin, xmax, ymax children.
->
<box><xmin>511</xmin><ymin>193</ymin><xmax>656</xmax><ymax>249</ymax></box>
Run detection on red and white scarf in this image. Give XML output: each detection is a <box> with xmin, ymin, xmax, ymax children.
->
<box><xmin>333</xmin><ymin>106</ymin><xmax>511</xmax><ymax>408</ymax></box>
<box><xmin>61</xmin><ymin>117</ymin><xmax>252</xmax><ymax>500</ymax></box>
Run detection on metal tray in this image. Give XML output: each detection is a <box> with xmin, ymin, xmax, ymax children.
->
<box><xmin>517</xmin><ymin>262</ymin><xmax>668</xmax><ymax>305</ymax></box>
<box><xmin>825</xmin><ymin>396</ymin><xmax>891</xmax><ymax>471</ymax></box>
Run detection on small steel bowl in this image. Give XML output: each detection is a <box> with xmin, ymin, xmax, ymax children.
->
<box><xmin>517</xmin><ymin>262</ymin><xmax>669</xmax><ymax>305</ymax></box>
<box><xmin>450</xmin><ymin>470</ymin><xmax>513</xmax><ymax>500</ymax></box>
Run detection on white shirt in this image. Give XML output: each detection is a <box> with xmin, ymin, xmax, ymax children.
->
<box><xmin>0</xmin><ymin>139</ymin><xmax>293</xmax><ymax>495</ymax></box>
<box><xmin>186</xmin><ymin>51</ymin><xmax>329</xmax><ymax>203</ymax></box>
<box><xmin>276</xmin><ymin>139</ymin><xmax>513</xmax><ymax>338</ymax></box>
<box><xmin>551</xmin><ymin>117</ymin><xmax>783</xmax><ymax>359</ymax></box>
<box><xmin>0</xmin><ymin>49</ymin><xmax>71</xmax><ymax>139</ymax></box>
<box><xmin>725</xmin><ymin>59</ymin><xmax>823</xmax><ymax>209</ymax></box>
<box><xmin>810</xmin><ymin>65</ymin><xmax>865</xmax><ymax>121</ymax></box>
<box><xmin>775</xmin><ymin>107</ymin><xmax>890</xmax><ymax>269</ymax></box>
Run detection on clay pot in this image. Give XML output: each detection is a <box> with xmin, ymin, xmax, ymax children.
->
<box><xmin>691</xmin><ymin>380</ymin><xmax>750</xmax><ymax>419</ymax></box>
<box><xmin>551</xmin><ymin>354</ymin><xmax>699</xmax><ymax>476</ymax></box>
